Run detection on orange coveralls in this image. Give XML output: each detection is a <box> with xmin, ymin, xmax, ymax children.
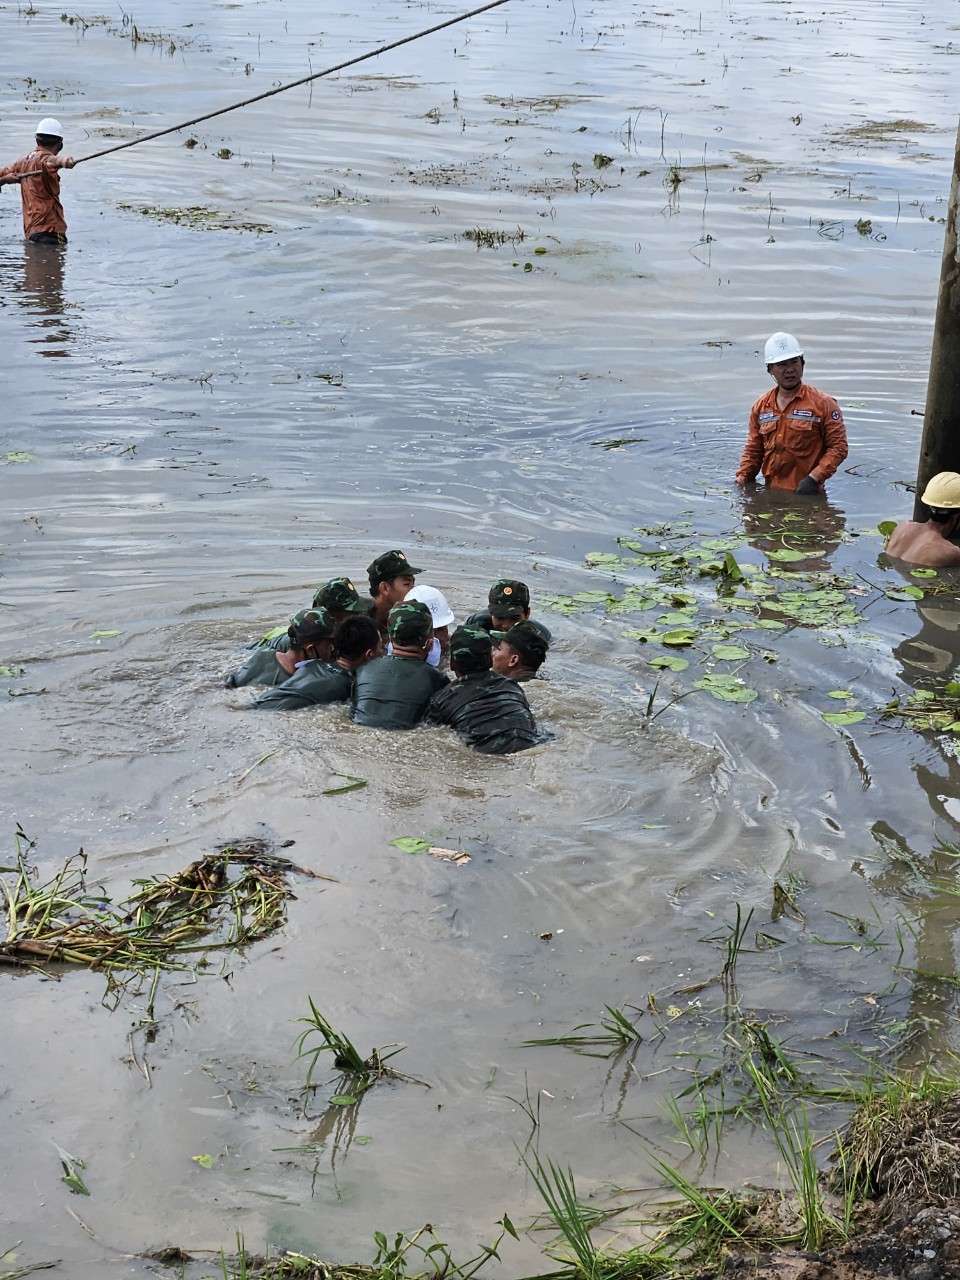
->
<box><xmin>0</xmin><ymin>147</ymin><xmax>67</xmax><ymax>240</ymax></box>
<box><xmin>735</xmin><ymin>383</ymin><xmax>848</xmax><ymax>491</ymax></box>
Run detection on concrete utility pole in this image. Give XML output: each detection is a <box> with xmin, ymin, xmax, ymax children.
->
<box><xmin>915</xmin><ymin>118</ymin><xmax>960</xmax><ymax>519</ymax></box>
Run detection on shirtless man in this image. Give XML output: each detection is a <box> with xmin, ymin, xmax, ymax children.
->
<box><xmin>885</xmin><ymin>472</ymin><xmax>960</xmax><ymax>569</ymax></box>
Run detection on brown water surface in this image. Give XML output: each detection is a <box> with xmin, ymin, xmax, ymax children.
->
<box><xmin>3</xmin><ymin>0</ymin><xmax>960</xmax><ymax>1274</ymax></box>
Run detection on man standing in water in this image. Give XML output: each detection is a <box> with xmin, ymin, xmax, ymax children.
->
<box><xmin>885</xmin><ymin>472</ymin><xmax>960</xmax><ymax>568</ymax></box>
<box><xmin>735</xmin><ymin>332</ymin><xmax>847</xmax><ymax>494</ymax></box>
<box><xmin>0</xmin><ymin>119</ymin><xmax>75</xmax><ymax>244</ymax></box>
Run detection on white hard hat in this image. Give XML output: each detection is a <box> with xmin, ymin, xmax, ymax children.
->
<box><xmin>36</xmin><ymin>117</ymin><xmax>64</xmax><ymax>139</ymax></box>
<box><xmin>922</xmin><ymin>472</ymin><xmax>960</xmax><ymax>509</ymax></box>
<box><xmin>764</xmin><ymin>332</ymin><xmax>804</xmax><ymax>364</ymax></box>
<box><xmin>404</xmin><ymin>584</ymin><xmax>455</xmax><ymax>629</ymax></box>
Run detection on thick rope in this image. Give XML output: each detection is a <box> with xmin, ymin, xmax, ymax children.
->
<box><xmin>77</xmin><ymin>0</ymin><xmax>515</xmax><ymax>166</ymax></box>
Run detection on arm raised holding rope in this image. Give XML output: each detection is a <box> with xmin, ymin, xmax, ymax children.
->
<box><xmin>0</xmin><ymin>118</ymin><xmax>75</xmax><ymax>245</ymax></box>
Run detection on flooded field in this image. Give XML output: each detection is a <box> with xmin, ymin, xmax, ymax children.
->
<box><xmin>3</xmin><ymin>0</ymin><xmax>960</xmax><ymax>1275</ymax></box>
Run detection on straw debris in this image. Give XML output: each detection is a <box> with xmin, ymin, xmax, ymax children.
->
<box><xmin>0</xmin><ymin>832</ymin><xmax>319</xmax><ymax>1002</ymax></box>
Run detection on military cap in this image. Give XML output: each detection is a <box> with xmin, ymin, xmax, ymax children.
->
<box><xmin>387</xmin><ymin>600</ymin><xmax>433</xmax><ymax>647</ymax></box>
<box><xmin>288</xmin><ymin>607</ymin><xmax>335</xmax><ymax>646</ymax></box>
<box><xmin>488</xmin><ymin>578</ymin><xmax>530</xmax><ymax>617</ymax></box>
<box><xmin>493</xmin><ymin>619</ymin><xmax>549</xmax><ymax>668</ymax></box>
<box><xmin>313</xmin><ymin>576</ymin><xmax>366</xmax><ymax>613</ymax></box>
<box><xmin>450</xmin><ymin>625</ymin><xmax>493</xmax><ymax>667</ymax></box>
<box><xmin>367</xmin><ymin>549</ymin><xmax>422</xmax><ymax>586</ymax></box>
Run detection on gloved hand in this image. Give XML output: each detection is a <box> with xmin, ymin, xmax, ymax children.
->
<box><xmin>795</xmin><ymin>475</ymin><xmax>820</xmax><ymax>495</ymax></box>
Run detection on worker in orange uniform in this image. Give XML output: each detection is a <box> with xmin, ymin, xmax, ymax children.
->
<box><xmin>0</xmin><ymin>118</ymin><xmax>76</xmax><ymax>244</ymax></box>
<box><xmin>735</xmin><ymin>332</ymin><xmax>848</xmax><ymax>495</ymax></box>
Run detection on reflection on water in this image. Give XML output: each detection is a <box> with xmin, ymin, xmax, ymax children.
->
<box><xmin>740</xmin><ymin>486</ymin><xmax>847</xmax><ymax>573</ymax></box>
<box><xmin>2</xmin><ymin>241</ymin><xmax>72</xmax><ymax>356</ymax></box>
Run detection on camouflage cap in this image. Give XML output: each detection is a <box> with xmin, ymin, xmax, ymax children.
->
<box><xmin>313</xmin><ymin>576</ymin><xmax>366</xmax><ymax>613</ymax></box>
<box><xmin>367</xmin><ymin>549</ymin><xmax>422</xmax><ymax>586</ymax></box>
<box><xmin>387</xmin><ymin>599</ymin><xmax>433</xmax><ymax>647</ymax></box>
<box><xmin>493</xmin><ymin>619</ymin><xmax>549</xmax><ymax>667</ymax></box>
<box><xmin>288</xmin><ymin>607</ymin><xmax>335</xmax><ymax>646</ymax></box>
<box><xmin>450</xmin><ymin>625</ymin><xmax>493</xmax><ymax>667</ymax></box>
<box><xmin>488</xmin><ymin>578</ymin><xmax>530</xmax><ymax>617</ymax></box>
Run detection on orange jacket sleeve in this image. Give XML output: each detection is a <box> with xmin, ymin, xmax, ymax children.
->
<box><xmin>735</xmin><ymin>399</ymin><xmax>765</xmax><ymax>484</ymax></box>
<box><xmin>808</xmin><ymin>394</ymin><xmax>847</xmax><ymax>483</ymax></box>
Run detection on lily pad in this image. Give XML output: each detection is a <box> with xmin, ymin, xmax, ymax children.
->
<box><xmin>885</xmin><ymin>586</ymin><xmax>924</xmax><ymax>601</ymax></box>
<box><xmin>2</xmin><ymin>451</ymin><xmax>38</xmax><ymax>464</ymax></box>
<box><xmin>694</xmin><ymin>674</ymin><xmax>758</xmax><ymax>703</ymax></box>
<box><xmin>648</xmin><ymin>654</ymin><xmax>689</xmax><ymax>671</ymax></box>
<box><xmin>911</xmin><ymin>568</ymin><xmax>938</xmax><ymax>579</ymax></box>
<box><xmin>767</xmin><ymin>548</ymin><xmax>812</xmax><ymax>562</ymax></box>
<box><xmin>90</xmin><ymin>629</ymin><xmax>121</xmax><ymax>639</ymax></box>
<box><xmin>585</xmin><ymin>552</ymin><xmax>624</xmax><ymax>567</ymax></box>
<box><xmin>822</xmin><ymin>710</ymin><xmax>867</xmax><ymax>726</ymax></box>
<box><xmin>390</xmin><ymin>837</ymin><xmax>431</xmax><ymax>855</ymax></box>
<box><xmin>827</xmin><ymin>690</ymin><xmax>854</xmax><ymax>699</ymax></box>
<box><xmin>329</xmin><ymin>1095</ymin><xmax>359</xmax><ymax>1106</ymax></box>
<box><xmin>661</xmin><ymin>628</ymin><xmax>699</xmax><ymax>647</ymax></box>
<box><xmin>711</xmin><ymin>644</ymin><xmax>750</xmax><ymax>661</ymax></box>
<box><xmin>877</xmin><ymin>520</ymin><xmax>896</xmax><ymax>538</ymax></box>
<box><xmin>192</xmin><ymin>1153</ymin><xmax>216</xmax><ymax>1169</ymax></box>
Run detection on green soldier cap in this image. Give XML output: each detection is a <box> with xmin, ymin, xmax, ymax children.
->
<box><xmin>488</xmin><ymin>578</ymin><xmax>530</xmax><ymax>617</ymax></box>
<box><xmin>387</xmin><ymin>600</ymin><xmax>433</xmax><ymax>646</ymax></box>
<box><xmin>450</xmin><ymin>625</ymin><xmax>493</xmax><ymax>666</ymax></box>
<box><xmin>288</xmin><ymin>607</ymin><xmax>335</xmax><ymax>646</ymax></box>
<box><xmin>367</xmin><ymin>549</ymin><xmax>422</xmax><ymax>587</ymax></box>
<box><xmin>493</xmin><ymin>620</ymin><xmax>549</xmax><ymax>666</ymax></box>
<box><xmin>313</xmin><ymin>577</ymin><xmax>365</xmax><ymax>613</ymax></box>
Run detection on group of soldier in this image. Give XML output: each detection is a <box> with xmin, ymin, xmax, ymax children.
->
<box><xmin>224</xmin><ymin>550</ymin><xmax>552</xmax><ymax>755</ymax></box>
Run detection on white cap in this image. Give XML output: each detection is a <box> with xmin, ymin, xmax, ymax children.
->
<box><xmin>36</xmin><ymin>118</ymin><xmax>64</xmax><ymax>139</ymax></box>
<box><xmin>764</xmin><ymin>331</ymin><xmax>804</xmax><ymax>364</ymax></box>
<box><xmin>404</xmin><ymin>584</ymin><xmax>455</xmax><ymax>629</ymax></box>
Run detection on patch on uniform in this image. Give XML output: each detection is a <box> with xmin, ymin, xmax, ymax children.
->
<box><xmin>832</xmin><ymin>410</ymin><xmax>841</xmax><ymax>420</ymax></box>
<box><xmin>758</xmin><ymin>412</ymin><xmax>777</xmax><ymax>422</ymax></box>
<box><xmin>792</xmin><ymin>409</ymin><xmax>813</xmax><ymax>419</ymax></box>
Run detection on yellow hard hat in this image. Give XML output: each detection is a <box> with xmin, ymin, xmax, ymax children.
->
<box><xmin>921</xmin><ymin>471</ymin><xmax>960</xmax><ymax>508</ymax></box>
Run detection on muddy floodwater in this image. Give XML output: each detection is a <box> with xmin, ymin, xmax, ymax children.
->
<box><xmin>3</xmin><ymin>0</ymin><xmax>960</xmax><ymax>1274</ymax></box>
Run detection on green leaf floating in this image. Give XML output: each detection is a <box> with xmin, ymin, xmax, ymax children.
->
<box><xmin>767</xmin><ymin>548</ymin><xmax>812</xmax><ymax>562</ymax></box>
<box><xmin>694</xmin><ymin>674</ymin><xmax>758</xmax><ymax>703</ymax></box>
<box><xmin>827</xmin><ymin>690</ymin><xmax>854</xmax><ymax>700</ymax></box>
<box><xmin>877</xmin><ymin>520</ymin><xmax>896</xmax><ymax>538</ymax></box>
<box><xmin>390</xmin><ymin>837</ymin><xmax>431</xmax><ymax>855</ymax></box>
<box><xmin>648</xmin><ymin>654</ymin><xmax>689</xmax><ymax>671</ymax></box>
<box><xmin>711</xmin><ymin>644</ymin><xmax>749</xmax><ymax>661</ymax></box>
<box><xmin>822</xmin><ymin>711</ymin><xmax>866</xmax><ymax>726</ymax></box>
<box><xmin>329</xmin><ymin>1095</ymin><xmax>359</xmax><ymax>1106</ymax></box>
<box><xmin>885</xmin><ymin>586</ymin><xmax>924</xmax><ymax>601</ymax></box>
<box><xmin>911</xmin><ymin>568</ymin><xmax>937</xmax><ymax>579</ymax></box>
<box><xmin>661</xmin><ymin>628</ymin><xmax>699</xmax><ymax>647</ymax></box>
<box><xmin>192</xmin><ymin>1153</ymin><xmax>216</xmax><ymax>1169</ymax></box>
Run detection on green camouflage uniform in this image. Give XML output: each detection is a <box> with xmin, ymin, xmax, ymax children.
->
<box><xmin>252</xmin><ymin>661</ymin><xmax>352</xmax><ymax>711</ymax></box>
<box><xmin>351</xmin><ymin>600</ymin><xmax>446</xmax><ymax>729</ymax></box>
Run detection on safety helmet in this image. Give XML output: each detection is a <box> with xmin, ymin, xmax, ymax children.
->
<box><xmin>921</xmin><ymin>472</ymin><xmax>960</xmax><ymax>509</ymax></box>
<box><xmin>36</xmin><ymin>117</ymin><xmax>64</xmax><ymax>139</ymax></box>
<box><xmin>404</xmin><ymin>584</ymin><xmax>455</xmax><ymax>629</ymax></box>
<box><xmin>764</xmin><ymin>332</ymin><xmax>804</xmax><ymax>364</ymax></box>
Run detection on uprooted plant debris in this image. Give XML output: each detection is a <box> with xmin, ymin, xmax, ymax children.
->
<box><xmin>0</xmin><ymin>829</ymin><xmax>326</xmax><ymax>1002</ymax></box>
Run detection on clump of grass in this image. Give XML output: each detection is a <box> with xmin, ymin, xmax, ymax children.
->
<box><xmin>832</xmin><ymin>1065</ymin><xmax>960</xmax><ymax>1203</ymax></box>
<box><xmin>522</xmin><ymin>1004</ymin><xmax>643</xmax><ymax>1058</ymax></box>
<box><xmin>214</xmin><ymin>1220</ymin><xmax>516</xmax><ymax>1279</ymax></box>
<box><xmin>524</xmin><ymin>1152</ymin><xmax>672</xmax><ymax>1278</ymax></box>
<box><xmin>294</xmin><ymin>999</ymin><xmax>426</xmax><ymax>1096</ymax></box>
